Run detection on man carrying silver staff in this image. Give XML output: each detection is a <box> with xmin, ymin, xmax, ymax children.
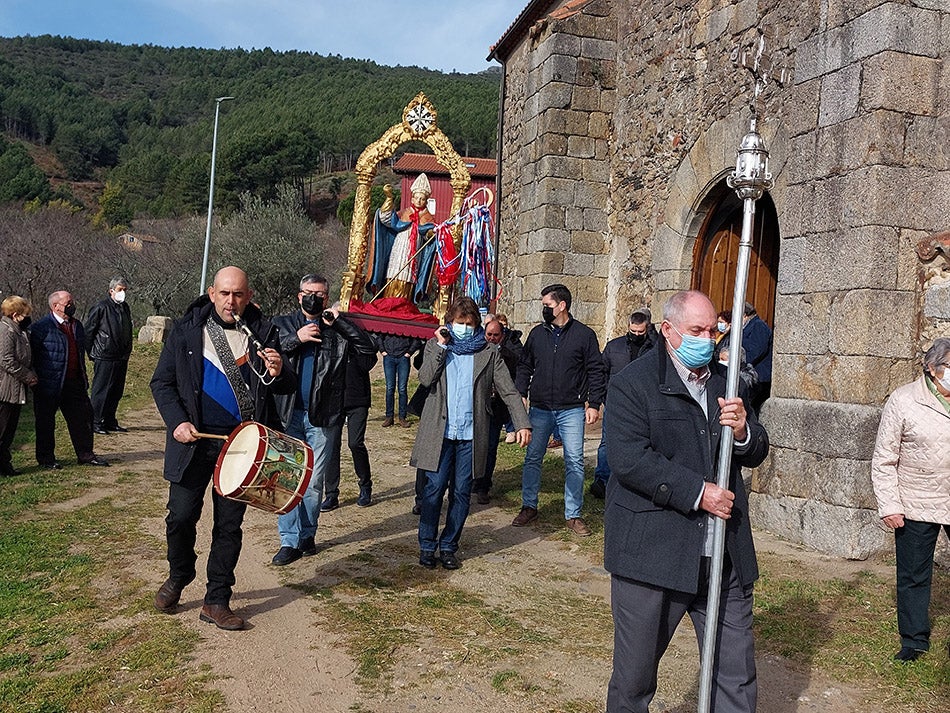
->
<box><xmin>150</xmin><ymin>266</ymin><xmax>294</xmax><ymax>630</ymax></box>
<box><xmin>603</xmin><ymin>290</ymin><xmax>769</xmax><ymax>713</ymax></box>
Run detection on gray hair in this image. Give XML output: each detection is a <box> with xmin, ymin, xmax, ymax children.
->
<box><xmin>110</xmin><ymin>276</ymin><xmax>128</xmax><ymax>291</ymax></box>
<box><xmin>923</xmin><ymin>338</ymin><xmax>950</xmax><ymax>371</ymax></box>
<box><xmin>662</xmin><ymin>290</ymin><xmax>712</xmax><ymax>325</ymax></box>
<box><xmin>299</xmin><ymin>273</ymin><xmax>328</xmax><ymax>290</ymax></box>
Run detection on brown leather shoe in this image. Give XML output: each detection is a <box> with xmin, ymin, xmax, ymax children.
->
<box><xmin>399</xmin><ymin>418</ymin><xmax>410</xmax><ymax>428</ymax></box>
<box><xmin>154</xmin><ymin>577</ymin><xmax>187</xmax><ymax>612</ymax></box>
<box><xmin>199</xmin><ymin>603</ymin><xmax>245</xmax><ymax>631</ymax></box>
<box><xmin>382</xmin><ymin>417</ymin><xmax>394</xmax><ymax>427</ymax></box>
<box><xmin>511</xmin><ymin>506</ymin><xmax>538</xmax><ymax>527</ymax></box>
<box><xmin>566</xmin><ymin>517</ymin><xmax>592</xmax><ymax>537</ymax></box>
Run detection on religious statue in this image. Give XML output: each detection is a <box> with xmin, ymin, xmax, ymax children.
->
<box><xmin>368</xmin><ymin>173</ymin><xmax>438</xmax><ymax>303</ymax></box>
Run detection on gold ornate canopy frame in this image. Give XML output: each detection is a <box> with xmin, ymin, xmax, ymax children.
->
<box><xmin>338</xmin><ymin>93</ymin><xmax>472</xmax><ymax>321</ymax></box>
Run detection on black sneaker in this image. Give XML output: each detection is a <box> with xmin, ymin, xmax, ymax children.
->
<box><xmin>271</xmin><ymin>546</ymin><xmax>302</xmax><ymax>566</ymax></box>
<box><xmin>357</xmin><ymin>486</ymin><xmax>372</xmax><ymax>507</ymax></box>
<box><xmin>441</xmin><ymin>553</ymin><xmax>460</xmax><ymax>570</ymax></box>
<box><xmin>299</xmin><ymin>537</ymin><xmax>317</xmax><ymax>557</ymax></box>
<box><xmin>419</xmin><ymin>551</ymin><xmax>437</xmax><ymax>569</ymax></box>
<box><xmin>893</xmin><ymin>646</ymin><xmax>925</xmax><ymax>662</ymax></box>
<box><xmin>320</xmin><ymin>495</ymin><xmax>339</xmax><ymax>512</ymax></box>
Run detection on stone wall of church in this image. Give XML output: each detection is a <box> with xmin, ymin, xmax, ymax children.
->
<box><xmin>497</xmin><ymin>0</ymin><xmax>950</xmax><ymax>558</ymax></box>
<box><xmin>496</xmin><ymin>0</ymin><xmax>616</xmax><ymax>332</ymax></box>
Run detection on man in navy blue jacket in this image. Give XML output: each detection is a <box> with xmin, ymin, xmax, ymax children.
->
<box><xmin>512</xmin><ymin>283</ymin><xmax>606</xmax><ymax>536</ymax></box>
<box><xmin>30</xmin><ymin>290</ymin><xmax>109</xmax><ymax>469</ymax></box>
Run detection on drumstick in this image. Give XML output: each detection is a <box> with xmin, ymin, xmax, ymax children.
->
<box><xmin>193</xmin><ymin>431</ymin><xmax>229</xmax><ymax>440</ymax></box>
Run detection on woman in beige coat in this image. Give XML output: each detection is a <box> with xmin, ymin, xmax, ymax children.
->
<box><xmin>871</xmin><ymin>337</ymin><xmax>950</xmax><ymax>662</ymax></box>
<box><xmin>410</xmin><ymin>297</ymin><xmax>531</xmax><ymax>570</ymax></box>
<box><xmin>0</xmin><ymin>296</ymin><xmax>38</xmax><ymax>475</ymax></box>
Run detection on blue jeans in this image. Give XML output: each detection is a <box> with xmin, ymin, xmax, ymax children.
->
<box><xmin>277</xmin><ymin>409</ymin><xmax>340</xmax><ymax>548</ymax></box>
<box><xmin>594</xmin><ymin>417</ymin><xmax>610</xmax><ymax>483</ymax></box>
<box><xmin>383</xmin><ymin>354</ymin><xmax>410</xmax><ymax>419</ymax></box>
<box><xmin>520</xmin><ymin>406</ymin><xmax>585</xmax><ymax>519</ymax></box>
<box><xmin>418</xmin><ymin>439</ymin><xmax>473</xmax><ymax>554</ymax></box>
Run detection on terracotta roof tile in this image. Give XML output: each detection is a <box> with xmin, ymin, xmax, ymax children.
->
<box><xmin>393</xmin><ymin>152</ymin><xmax>497</xmax><ymax>178</ymax></box>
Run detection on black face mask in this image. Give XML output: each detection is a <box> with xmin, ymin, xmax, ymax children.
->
<box><xmin>18</xmin><ymin>316</ymin><xmax>31</xmax><ymax>331</ymax></box>
<box><xmin>541</xmin><ymin>305</ymin><xmax>555</xmax><ymax>324</ymax></box>
<box><xmin>626</xmin><ymin>333</ymin><xmax>646</xmax><ymax>346</ymax></box>
<box><xmin>301</xmin><ymin>294</ymin><xmax>324</xmax><ymax>316</ymax></box>
<box><xmin>63</xmin><ymin>303</ymin><xmax>76</xmax><ymax>318</ymax></box>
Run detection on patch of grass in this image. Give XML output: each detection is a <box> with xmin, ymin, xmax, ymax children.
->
<box><xmin>754</xmin><ymin>552</ymin><xmax>950</xmax><ymax>712</ymax></box>
<box><xmin>0</xmin><ymin>357</ymin><xmax>223</xmax><ymax>713</ymax></box>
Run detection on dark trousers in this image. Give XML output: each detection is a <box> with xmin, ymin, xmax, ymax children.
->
<box><xmin>165</xmin><ymin>441</ymin><xmax>247</xmax><ymax>605</ymax></box>
<box><xmin>324</xmin><ymin>405</ymin><xmax>371</xmax><ymax>498</ymax></box>
<box><xmin>608</xmin><ymin>558</ymin><xmax>757</xmax><ymax>713</ymax></box>
<box><xmin>472</xmin><ymin>409</ymin><xmax>505</xmax><ymax>494</ymax></box>
<box><xmin>33</xmin><ymin>377</ymin><xmax>95</xmax><ymax>464</ymax></box>
<box><xmin>894</xmin><ymin>518</ymin><xmax>950</xmax><ymax>650</ymax></box>
<box><xmin>0</xmin><ymin>401</ymin><xmax>22</xmax><ymax>470</ymax></box>
<box><xmin>90</xmin><ymin>358</ymin><xmax>129</xmax><ymax>429</ymax></box>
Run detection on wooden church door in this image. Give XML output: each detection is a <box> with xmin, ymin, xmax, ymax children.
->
<box><xmin>692</xmin><ymin>190</ymin><xmax>779</xmax><ymax>328</ymax></box>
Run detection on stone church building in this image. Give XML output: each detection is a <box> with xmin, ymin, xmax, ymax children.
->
<box><xmin>488</xmin><ymin>0</ymin><xmax>950</xmax><ymax>558</ymax></box>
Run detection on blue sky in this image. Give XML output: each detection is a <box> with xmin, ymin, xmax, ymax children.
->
<box><xmin>0</xmin><ymin>0</ymin><xmax>519</xmax><ymax>74</ymax></box>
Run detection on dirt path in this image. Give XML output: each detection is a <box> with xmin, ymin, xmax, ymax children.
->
<box><xmin>87</xmin><ymin>400</ymin><xmax>888</xmax><ymax>713</ymax></box>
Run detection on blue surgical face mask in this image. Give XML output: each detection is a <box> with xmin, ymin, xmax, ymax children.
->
<box><xmin>450</xmin><ymin>322</ymin><xmax>474</xmax><ymax>339</ymax></box>
<box><xmin>669</xmin><ymin>324</ymin><xmax>715</xmax><ymax>369</ymax></box>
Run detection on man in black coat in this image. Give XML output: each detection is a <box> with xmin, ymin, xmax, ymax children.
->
<box><xmin>603</xmin><ymin>290</ymin><xmax>769</xmax><ymax>713</ymax></box>
<box><xmin>84</xmin><ymin>276</ymin><xmax>133</xmax><ymax>434</ymax></box>
<box><xmin>150</xmin><ymin>267</ymin><xmax>294</xmax><ymax>630</ymax></box>
<box><xmin>269</xmin><ymin>274</ymin><xmax>378</xmax><ymax>566</ymax></box>
<box><xmin>319</xmin><ymin>313</ymin><xmax>378</xmax><ymax>510</ymax></box>
<box><xmin>592</xmin><ymin>307</ymin><xmax>656</xmax><ymax>498</ymax></box>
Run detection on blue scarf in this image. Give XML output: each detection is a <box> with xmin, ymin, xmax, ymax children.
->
<box><xmin>446</xmin><ymin>327</ymin><xmax>487</xmax><ymax>355</ymax></box>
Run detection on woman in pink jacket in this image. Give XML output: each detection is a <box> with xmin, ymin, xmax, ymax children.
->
<box><xmin>871</xmin><ymin>337</ymin><xmax>950</xmax><ymax>662</ymax></box>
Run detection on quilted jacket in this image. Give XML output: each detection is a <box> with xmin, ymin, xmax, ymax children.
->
<box><xmin>871</xmin><ymin>375</ymin><xmax>950</xmax><ymax>524</ymax></box>
<box><xmin>0</xmin><ymin>316</ymin><xmax>35</xmax><ymax>404</ymax></box>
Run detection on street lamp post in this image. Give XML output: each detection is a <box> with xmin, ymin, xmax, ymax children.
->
<box><xmin>199</xmin><ymin>96</ymin><xmax>235</xmax><ymax>294</ymax></box>
<box><xmin>696</xmin><ymin>33</ymin><xmax>786</xmax><ymax>713</ymax></box>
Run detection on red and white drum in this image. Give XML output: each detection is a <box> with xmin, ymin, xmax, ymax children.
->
<box><xmin>213</xmin><ymin>421</ymin><xmax>314</xmax><ymax>514</ymax></box>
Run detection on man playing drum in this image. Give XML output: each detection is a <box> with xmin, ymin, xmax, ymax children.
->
<box><xmin>150</xmin><ymin>266</ymin><xmax>295</xmax><ymax>630</ymax></box>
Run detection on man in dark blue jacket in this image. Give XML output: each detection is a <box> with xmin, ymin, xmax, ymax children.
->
<box><xmin>739</xmin><ymin>302</ymin><xmax>772</xmax><ymax>412</ymax></box>
<box><xmin>150</xmin><ymin>267</ymin><xmax>294</xmax><ymax>630</ymax></box>
<box><xmin>603</xmin><ymin>290</ymin><xmax>769</xmax><ymax>713</ymax></box>
<box><xmin>30</xmin><ymin>290</ymin><xmax>109</xmax><ymax>469</ymax></box>
<box><xmin>512</xmin><ymin>283</ymin><xmax>606</xmax><ymax>536</ymax></box>
<box><xmin>270</xmin><ymin>274</ymin><xmax>378</xmax><ymax>565</ymax></box>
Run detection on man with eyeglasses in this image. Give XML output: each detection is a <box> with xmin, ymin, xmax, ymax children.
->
<box><xmin>603</xmin><ymin>290</ymin><xmax>769</xmax><ymax>713</ymax></box>
<box><xmin>269</xmin><ymin>274</ymin><xmax>377</xmax><ymax>565</ymax></box>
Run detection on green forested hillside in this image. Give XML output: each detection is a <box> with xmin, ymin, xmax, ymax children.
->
<box><xmin>0</xmin><ymin>35</ymin><xmax>500</xmax><ymax>216</ymax></box>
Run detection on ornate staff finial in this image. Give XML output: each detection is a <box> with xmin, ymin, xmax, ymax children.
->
<box><xmin>730</xmin><ymin>30</ymin><xmax>791</xmax><ymax>127</ymax></box>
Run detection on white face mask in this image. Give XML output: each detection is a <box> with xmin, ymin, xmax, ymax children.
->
<box><xmin>112</xmin><ymin>290</ymin><xmax>126</xmax><ymax>303</ymax></box>
<box><xmin>938</xmin><ymin>372</ymin><xmax>950</xmax><ymax>393</ymax></box>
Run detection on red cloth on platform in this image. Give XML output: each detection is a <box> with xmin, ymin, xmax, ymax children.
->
<box><xmin>347</xmin><ymin>297</ymin><xmax>438</xmax><ymax>323</ymax></box>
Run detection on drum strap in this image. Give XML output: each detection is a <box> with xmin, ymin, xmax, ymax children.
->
<box><xmin>206</xmin><ymin>318</ymin><xmax>255</xmax><ymax>421</ymax></box>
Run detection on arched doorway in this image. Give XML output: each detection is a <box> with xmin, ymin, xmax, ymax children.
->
<box><xmin>691</xmin><ymin>186</ymin><xmax>780</xmax><ymax>327</ymax></box>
